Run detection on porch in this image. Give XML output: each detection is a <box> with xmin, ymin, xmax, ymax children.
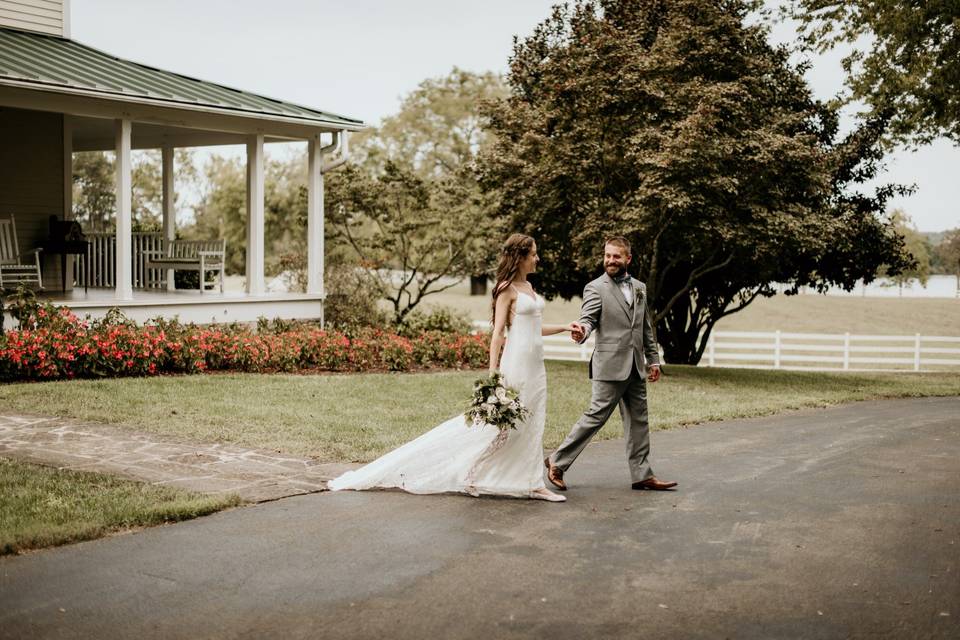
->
<box><xmin>0</xmin><ymin>26</ymin><xmax>364</xmax><ymax>326</ymax></box>
<box><xmin>32</xmin><ymin>287</ymin><xmax>325</xmax><ymax>325</ymax></box>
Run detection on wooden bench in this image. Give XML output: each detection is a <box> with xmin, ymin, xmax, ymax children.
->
<box><xmin>144</xmin><ymin>239</ymin><xmax>226</xmax><ymax>293</ymax></box>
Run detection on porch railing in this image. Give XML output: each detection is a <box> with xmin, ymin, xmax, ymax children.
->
<box><xmin>75</xmin><ymin>232</ymin><xmax>166</xmax><ymax>289</ymax></box>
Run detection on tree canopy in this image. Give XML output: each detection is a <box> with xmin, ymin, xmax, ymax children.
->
<box><xmin>323</xmin><ymin>68</ymin><xmax>508</xmax><ymax>319</ymax></box>
<box><xmin>934</xmin><ymin>228</ymin><xmax>960</xmax><ymax>277</ymax></box>
<box><xmin>884</xmin><ymin>209</ymin><xmax>931</xmax><ymax>286</ymax></box>
<box><xmin>325</xmin><ymin>161</ymin><xmax>492</xmax><ymax>324</ymax></box>
<box><xmin>482</xmin><ymin>0</ymin><xmax>913</xmax><ymax>363</ymax></box>
<box><xmin>787</xmin><ymin>0</ymin><xmax>960</xmax><ymax>146</ymax></box>
<box><xmin>354</xmin><ymin>67</ymin><xmax>507</xmax><ymax>177</ymax></box>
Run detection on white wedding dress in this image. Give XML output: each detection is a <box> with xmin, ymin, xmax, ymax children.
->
<box><xmin>328</xmin><ymin>291</ymin><xmax>548</xmax><ymax>497</ymax></box>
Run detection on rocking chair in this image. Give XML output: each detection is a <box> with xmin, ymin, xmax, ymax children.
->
<box><xmin>0</xmin><ymin>215</ymin><xmax>43</xmax><ymax>289</ymax></box>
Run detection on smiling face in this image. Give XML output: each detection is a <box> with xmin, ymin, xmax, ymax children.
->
<box><xmin>604</xmin><ymin>242</ymin><xmax>631</xmax><ymax>278</ymax></box>
<box><xmin>519</xmin><ymin>241</ymin><xmax>539</xmax><ymax>276</ymax></box>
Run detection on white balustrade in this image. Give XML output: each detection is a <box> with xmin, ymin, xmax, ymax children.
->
<box><xmin>75</xmin><ymin>232</ymin><xmax>166</xmax><ymax>289</ymax></box>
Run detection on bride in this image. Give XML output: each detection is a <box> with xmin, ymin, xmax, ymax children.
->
<box><xmin>327</xmin><ymin>233</ymin><xmax>576</xmax><ymax>502</ymax></box>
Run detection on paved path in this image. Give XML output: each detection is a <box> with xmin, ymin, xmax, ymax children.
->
<box><xmin>0</xmin><ymin>414</ymin><xmax>353</xmax><ymax>502</ymax></box>
<box><xmin>1</xmin><ymin>396</ymin><xmax>958</xmax><ymax>639</ymax></box>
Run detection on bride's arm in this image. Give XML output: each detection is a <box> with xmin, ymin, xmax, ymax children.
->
<box><xmin>488</xmin><ymin>291</ymin><xmax>514</xmax><ymax>373</ymax></box>
<box><xmin>542</xmin><ymin>322</ymin><xmax>578</xmax><ymax>337</ymax></box>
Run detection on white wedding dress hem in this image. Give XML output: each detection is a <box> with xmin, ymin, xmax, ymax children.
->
<box><xmin>327</xmin><ymin>291</ymin><xmax>549</xmax><ymax>499</ymax></box>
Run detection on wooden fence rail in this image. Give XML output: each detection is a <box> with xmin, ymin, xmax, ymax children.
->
<box><xmin>472</xmin><ymin>322</ymin><xmax>960</xmax><ymax>372</ymax></box>
<box><xmin>704</xmin><ymin>330</ymin><xmax>960</xmax><ymax>371</ymax></box>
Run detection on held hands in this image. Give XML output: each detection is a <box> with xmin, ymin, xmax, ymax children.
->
<box><xmin>567</xmin><ymin>322</ymin><xmax>585</xmax><ymax>343</ymax></box>
<box><xmin>647</xmin><ymin>365</ymin><xmax>661</xmax><ymax>383</ymax></box>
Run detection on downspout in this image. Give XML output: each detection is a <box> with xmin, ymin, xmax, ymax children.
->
<box><xmin>322</xmin><ymin>129</ymin><xmax>350</xmax><ymax>172</ymax></box>
<box><xmin>312</xmin><ymin>130</ymin><xmax>350</xmax><ymax>328</ymax></box>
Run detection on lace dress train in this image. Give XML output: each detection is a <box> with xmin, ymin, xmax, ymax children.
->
<box><xmin>327</xmin><ymin>292</ymin><xmax>548</xmax><ymax>497</ymax></box>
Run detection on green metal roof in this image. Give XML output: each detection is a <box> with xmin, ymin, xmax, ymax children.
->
<box><xmin>0</xmin><ymin>27</ymin><xmax>364</xmax><ymax>129</ymax></box>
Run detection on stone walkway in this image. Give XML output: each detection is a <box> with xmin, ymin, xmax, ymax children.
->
<box><xmin>0</xmin><ymin>413</ymin><xmax>357</xmax><ymax>503</ymax></box>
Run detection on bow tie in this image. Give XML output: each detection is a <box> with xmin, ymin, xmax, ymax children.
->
<box><xmin>612</xmin><ymin>273</ymin><xmax>632</xmax><ymax>285</ymax></box>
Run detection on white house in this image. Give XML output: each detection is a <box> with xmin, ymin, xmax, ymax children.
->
<box><xmin>0</xmin><ymin>0</ymin><xmax>363</xmax><ymax>324</ymax></box>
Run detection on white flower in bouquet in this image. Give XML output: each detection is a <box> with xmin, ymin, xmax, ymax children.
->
<box><xmin>465</xmin><ymin>371</ymin><xmax>530</xmax><ymax>432</ymax></box>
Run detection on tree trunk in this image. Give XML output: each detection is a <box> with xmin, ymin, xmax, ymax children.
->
<box><xmin>656</xmin><ymin>295</ymin><xmax>705</xmax><ymax>365</ymax></box>
<box><xmin>470</xmin><ymin>275</ymin><xmax>488</xmax><ymax>296</ymax></box>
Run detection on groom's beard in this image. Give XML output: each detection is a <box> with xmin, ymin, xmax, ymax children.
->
<box><xmin>605</xmin><ymin>264</ymin><xmax>627</xmax><ymax>278</ymax></box>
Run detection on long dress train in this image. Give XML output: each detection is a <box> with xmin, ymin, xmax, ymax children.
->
<box><xmin>327</xmin><ymin>292</ymin><xmax>548</xmax><ymax>497</ymax></box>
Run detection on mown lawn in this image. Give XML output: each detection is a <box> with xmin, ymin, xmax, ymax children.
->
<box><xmin>0</xmin><ymin>457</ymin><xmax>241</xmax><ymax>555</ymax></box>
<box><xmin>1</xmin><ymin>362</ymin><xmax>958</xmax><ymax>463</ymax></box>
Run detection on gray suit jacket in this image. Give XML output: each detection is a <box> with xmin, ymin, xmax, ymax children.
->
<box><xmin>579</xmin><ymin>273</ymin><xmax>661</xmax><ymax>381</ymax></box>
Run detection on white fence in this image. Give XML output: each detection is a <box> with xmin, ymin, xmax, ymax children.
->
<box><xmin>704</xmin><ymin>331</ymin><xmax>960</xmax><ymax>372</ymax></box>
<box><xmin>474</xmin><ymin>322</ymin><xmax>960</xmax><ymax>372</ymax></box>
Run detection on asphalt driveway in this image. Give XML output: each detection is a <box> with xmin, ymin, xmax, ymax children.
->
<box><xmin>2</xmin><ymin>396</ymin><xmax>957</xmax><ymax>639</ymax></box>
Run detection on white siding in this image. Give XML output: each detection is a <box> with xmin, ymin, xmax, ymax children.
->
<box><xmin>0</xmin><ymin>107</ymin><xmax>66</xmax><ymax>287</ymax></box>
<box><xmin>0</xmin><ymin>0</ymin><xmax>64</xmax><ymax>37</ymax></box>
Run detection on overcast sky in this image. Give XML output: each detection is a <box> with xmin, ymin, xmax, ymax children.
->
<box><xmin>73</xmin><ymin>0</ymin><xmax>958</xmax><ymax>232</ymax></box>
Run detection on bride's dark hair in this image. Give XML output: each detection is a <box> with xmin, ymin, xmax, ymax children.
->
<box><xmin>491</xmin><ymin>233</ymin><xmax>535</xmax><ymax>329</ymax></box>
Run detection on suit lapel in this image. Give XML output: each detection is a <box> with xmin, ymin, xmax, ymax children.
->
<box><xmin>602</xmin><ymin>273</ymin><xmax>632</xmax><ymax>318</ymax></box>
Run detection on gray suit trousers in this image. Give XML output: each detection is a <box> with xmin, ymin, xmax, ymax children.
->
<box><xmin>551</xmin><ymin>365</ymin><xmax>653</xmax><ymax>484</ymax></box>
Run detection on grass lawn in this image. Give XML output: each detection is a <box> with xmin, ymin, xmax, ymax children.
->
<box><xmin>421</xmin><ymin>280</ymin><xmax>960</xmax><ymax>336</ymax></box>
<box><xmin>1</xmin><ymin>363</ymin><xmax>958</xmax><ymax>463</ymax></box>
<box><xmin>0</xmin><ymin>457</ymin><xmax>241</xmax><ymax>555</ymax></box>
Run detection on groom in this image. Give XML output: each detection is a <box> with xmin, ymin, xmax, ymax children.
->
<box><xmin>545</xmin><ymin>237</ymin><xmax>677</xmax><ymax>491</ymax></box>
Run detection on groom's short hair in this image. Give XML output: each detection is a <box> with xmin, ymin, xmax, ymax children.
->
<box><xmin>604</xmin><ymin>236</ymin><xmax>631</xmax><ymax>256</ymax></box>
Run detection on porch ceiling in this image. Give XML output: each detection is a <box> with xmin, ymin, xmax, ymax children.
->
<box><xmin>70</xmin><ymin>115</ymin><xmax>290</xmax><ymax>152</ymax></box>
<box><xmin>0</xmin><ymin>26</ymin><xmax>365</xmax><ymax>138</ymax></box>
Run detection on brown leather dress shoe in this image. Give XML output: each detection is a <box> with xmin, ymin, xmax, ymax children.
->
<box><xmin>632</xmin><ymin>476</ymin><xmax>678</xmax><ymax>491</ymax></box>
<box><xmin>544</xmin><ymin>458</ymin><xmax>567</xmax><ymax>491</ymax></box>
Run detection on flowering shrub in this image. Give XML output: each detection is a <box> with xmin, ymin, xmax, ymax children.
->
<box><xmin>0</xmin><ymin>302</ymin><xmax>489</xmax><ymax>382</ymax></box>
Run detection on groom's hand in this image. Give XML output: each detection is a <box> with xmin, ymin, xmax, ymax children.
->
<box><xmin>569</xmin><ymin>322</ymin><xmax>585</xmax><ymax>343</ymax></box>
<box><xmin>647</xmin><ymin>365</ymin><xmax>661</xmax><ymax>383</ymax></box>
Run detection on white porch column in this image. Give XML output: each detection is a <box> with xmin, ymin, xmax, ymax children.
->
<box><xmin>63</xmin><ymin>116</ymin><xmax>73</xmax><ymax>218</ymax></box>
<box><xmin>245</xmin><ymin>134</ymin><xmax>265</xmax><ymax>295</ymax></box>
<box><xmin>63</xmin><ymin>115</ymin><xmax>74</xmax><ymax>291</ymax></box>
<box><xmin>306</xmin><ymin>134</ymin><xmax>324</xmax><ymax>296</ymax></box>
<box><xmin>114</xmin><ymin>119</ymin><xmax>133</xmax><ymax>300</ymax></box>
<box><xmin>162</xmin><ymin>145</ymin><xmax>176</xmax><ymax>291</ymax></box>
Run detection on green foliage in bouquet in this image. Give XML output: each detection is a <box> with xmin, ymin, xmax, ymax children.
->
<box><xmin>465</xmin><ymin>371</ymin><xmax>530</xmax><ymax>432</ymax></box>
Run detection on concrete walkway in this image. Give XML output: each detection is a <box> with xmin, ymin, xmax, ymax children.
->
<box><xmin>1</xmin><ymin>396</ymin><xmax>958</xmax><ymax>639</ymax></box>
<box><xmin>0</xmin><ymin>413</ymin><xmax>354</xmax><ymax>502</ymax></box>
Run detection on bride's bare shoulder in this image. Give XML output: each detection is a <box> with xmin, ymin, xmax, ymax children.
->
<box><xmin>494</xmin><ymin>281</ymin><xmax>518</xmax><ymax>301</ymax></box>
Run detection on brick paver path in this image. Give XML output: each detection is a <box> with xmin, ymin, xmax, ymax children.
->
<box><xmin>0</xmin><ymin>413</ymin><xmax>357</xmax><ymax>503</ymax></box>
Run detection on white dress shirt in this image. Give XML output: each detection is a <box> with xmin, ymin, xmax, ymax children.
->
<box><xmin>619</xmin><ymin>279</ymin><xmax>634</xmax><ymax>306</ymax></box>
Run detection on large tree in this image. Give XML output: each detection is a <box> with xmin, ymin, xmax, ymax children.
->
<box><xmin>482</xmin><ymin>0</ymin><xmax>913</xmax><ymax>364</ymax></box>
<box><xmin>883</xmin><ymin>209</ymin><xmax>931</xmax><ymax>288</ymax></box>
<box><xmin>187</xmin><ymin>152</ymin><xmax>307</xmax><ymax>275</ymax></box>
<box><xmin>72</xmin><ymin>151</ymin><xmax>115</xmax><ymax>232</ymax></box>
<box><xmin>355</xmin><ymin>67</ymin><xmax>507</xmax><ymax>176</ymax></box>
<box><xmin>934</xmin><ymin>228</ymin><xmax>960</xmax><ymax>280</ymax></box>
<box><xmin>72</xmin><ymin>149</ymin><xmax>197</xmax><ymax>232</ymax></box>
<box><xmin>325</xmin><ymin>161</ymin><xmax>494</xmax><ymax>324</ymax></box>
<box><xmin>351</xmin><ymin>68</ymin><xmax>507</xmax><ymax>294</ymax></box>
<box><xmin>787</xmin><ymin>0</ymin><xmax>960</xmax><ymax>146</ymax></box>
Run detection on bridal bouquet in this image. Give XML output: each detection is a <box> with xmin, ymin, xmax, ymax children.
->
<box><xmin>465</xmin><ymin>372</ymin><xmax>530</xmax><ymax>432</ymax></box>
